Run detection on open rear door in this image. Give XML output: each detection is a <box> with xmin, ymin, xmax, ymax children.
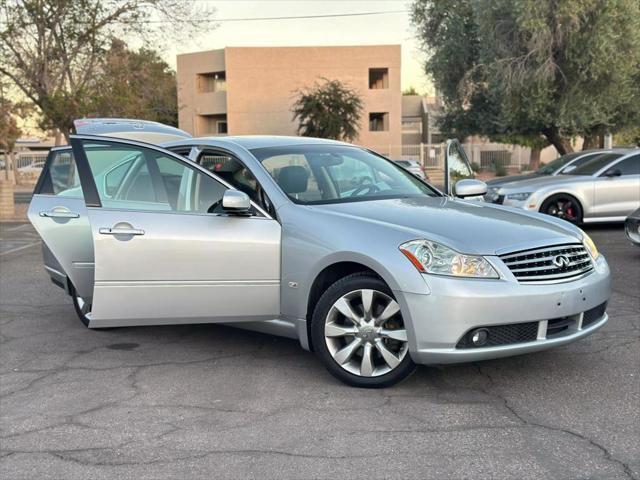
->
<box><xmin>27</xmin><ymin>148</ymin><xmax>95</xmax><ymax>300</ymax></box>
<box><xmin>73</xmin><ymin>118</ymin><xmax>192</xmax><ymax>145</ymax></box>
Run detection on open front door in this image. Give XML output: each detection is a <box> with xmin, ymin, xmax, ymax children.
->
<box><xmin>444</xmin><ymin>139</ymin><xmax>475</xmax><ymax>195</ymax></box>
<box><xmin>71</xmin><ymin>135</ymin><xmax>281</xmax><ymax>328</ymax></box>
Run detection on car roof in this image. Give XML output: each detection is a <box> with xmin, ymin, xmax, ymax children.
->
<box><xmin>166</xmin><ymin>135</ymin><xmax>350</xmax><ymax>150</ymax></box>
<box><xmin>54</xmin><ymin>135</ymin><xmax>353</xmax><ymax>152</ymax></box>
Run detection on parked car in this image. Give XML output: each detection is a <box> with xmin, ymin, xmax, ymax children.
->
<box><xmin>485</xmin><ymin>150</ymin><xmax>610</xmax><ymax>202</ymax></box>
<box><xmin>489</xmin><ymin>149</ymin><xmax>640</xmax><ymax>224</ymax></box>
<box><xmin>625</xmin><ymin>208</ymin><xmax>640</xmax><ymax>246</ymax></box>
<box><xmin>28</xmin><ymin>119</ymin><xmax>611</xmax><ymax>387</ymax></box>
<box><xmin>394</xmin><ymin>159</ymin><xmax>428</xmax><ymax>180</ymax></box>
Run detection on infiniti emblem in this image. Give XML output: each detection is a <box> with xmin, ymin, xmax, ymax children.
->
<box><xmin>552</xmin><ymin>255</ymin><xmax>571</xmax><ymax>267</ymax></box>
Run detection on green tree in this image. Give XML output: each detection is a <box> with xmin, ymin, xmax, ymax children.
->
<box><xmin>403</xmin><ymin>86</ymin><xmax>420</xmax><ymax>96</ymax></box>
<box><xmin>92</xmin><ymin>40</ymin><xmax>178</xmax><ymax>127</ymax></box>
<box><xmin>292</xmin><ymin>78</ymin><xmax>363</xmax><ymax>142</ymax></box>
<box><xmin>411</xmin><ymin>0</ymin><xmax>640</xmax><ymax>154</ymax></box>
<box><xmin>0</xmin><ymin>0</ymin><xmax>210</xmax><ymax>141</ymax></box>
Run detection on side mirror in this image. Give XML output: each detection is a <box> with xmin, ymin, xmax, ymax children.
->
<box><xmin>604</xmin><ymin>168</ymin><xmax>621</xmax><ymax>178</ymax></box>
<box><xmin>222</xmin><ymin>189</ymin><xmax>251</xmax><ymax>214</ymax></box>
<box><xmin>454</xmin><ymin>179</ymin><xmax>488</xmax><ymax>198</ymax></box>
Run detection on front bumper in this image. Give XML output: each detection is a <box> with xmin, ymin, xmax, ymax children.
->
<box><xmin>396</xmin><ymin>255</ymin><xmax>611</xmax><ymax>365</ymax></box>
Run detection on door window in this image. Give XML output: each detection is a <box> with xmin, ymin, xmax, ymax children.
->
<box><xmin>82</xmin><ymin>142</ymin><xmax>227</xmax><ymax>214</ymax></box>
<box><xmin>38</xmin><ymin>150</ymin><xmax>83</xmax><ymax>197</ymax></box>
<box><xmin>613</xmin><ymin>155</ymin><xmax>640</xmax><ymax>176</ymax></box>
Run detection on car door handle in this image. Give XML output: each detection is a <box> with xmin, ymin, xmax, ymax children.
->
<box><xmin>99</xmin><ymin>227</ymin><xmax>145</xmax><ymax>236</ymax></box>
<box><xmin>39</xmin><ymin>209</ymin><xmax>80</xmax><ymax>219</ymax></box>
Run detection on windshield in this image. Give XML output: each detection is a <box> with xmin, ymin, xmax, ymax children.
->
<box><xmin>251</xmin><ymin>145</ymin><xmax>438</xmax><ymax>204</ymax></box>
<box><xmin>535</xmin><ymin>152</ymin><xmax>584</xmax><ymax>175</ymax></box>
<box><xmin>562</xmin><ymin>153</ymin><xmax>623</xmax><ymax>175</ymax></box>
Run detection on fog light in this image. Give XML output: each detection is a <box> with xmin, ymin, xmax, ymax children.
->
<box><xmin>470</xmin><ymin>328</ymin><xmax>489</xmax><ymax>346</ymax></box>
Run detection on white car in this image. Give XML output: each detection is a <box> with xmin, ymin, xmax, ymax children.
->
<box><xmin>394</xmin><ymin>160</ymin><xmax>427</xmax><ymax>180</ymax></box>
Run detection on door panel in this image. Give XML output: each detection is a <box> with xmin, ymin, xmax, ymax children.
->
<box><xmin>593</xmin><ymin>156</ymin><xmax>640</xmax><ymax>218</ymax></box>
<box><xmin>71</xmin><ymin>136</ymin><xmax>281</xmax><ymax>328</ymax></box>
<box><xmin>592</xmin><ymin>177</ymin><xmax>639</xmax><ymax>218</ymax></box>
<box><xmin>87</xmin><ymin>209</ymin><xmax>280</xmax><ymax>327</ymax></box>
<box><xmin>28</xmin><ymin>196</ymin><xmax>95</xmax><ymax>298</ymax></box>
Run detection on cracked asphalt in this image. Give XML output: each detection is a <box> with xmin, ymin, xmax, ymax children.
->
<box><xmin>0</xmin><ymin>222</ymin><xmax>638</xmax><ymax>479</ymax></box>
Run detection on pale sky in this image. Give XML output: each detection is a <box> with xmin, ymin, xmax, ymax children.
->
<box><xmin>166</xmin><ymin>0</ymin><xmax>433</xmax><ymax>94</ymax></box>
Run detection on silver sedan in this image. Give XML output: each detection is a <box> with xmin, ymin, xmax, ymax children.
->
<box><xmin>28</xmin><ymin>119</ymin><xmax>611</xmax><ymax>387</ymax></box>
<box><xmin>492</xmin><ymin>149</ymin><xmax>640</xmax><ymax>223</ymax></box>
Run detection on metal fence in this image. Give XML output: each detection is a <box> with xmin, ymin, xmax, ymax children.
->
<box><xmin>392</xmin><ymin>143</ymin><xmax>534</xmax><ymax>171</ymax></box>
<box><xmin>15</xmin><ymin>151</ymin><xmax>49</xmax><ymax>169</ymax></box>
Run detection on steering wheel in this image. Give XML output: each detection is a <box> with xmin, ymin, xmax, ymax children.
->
<box><xmin>349</xmin><ymin>183</ymin><xmax>380</xmax><ymax>197</ymax></box>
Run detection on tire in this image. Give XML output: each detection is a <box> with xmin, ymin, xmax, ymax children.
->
<box><xmin>311</xmin><ymin>272</ymin><xmax>416</xmax><ymax>388</ymax></box>
<box><xmin>540</xmin><ymin>193</ymin><xmax>583</xmax><ymax>224</ymax></box>
<box><xmin>71</xmin><ymin>286</ymin><xmax>92</xmax><ymax>327</ymax></box>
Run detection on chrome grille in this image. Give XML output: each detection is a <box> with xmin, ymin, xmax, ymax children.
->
<box><xmin>500</xmin><ymin>243</ymin><xmax>593</xmax><ymax>283</ymax></box>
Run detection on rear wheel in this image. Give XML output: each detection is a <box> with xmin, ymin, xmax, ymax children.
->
<box><xmin>71</xmin><ymin>286</ymin><xmax>92</xmax><ymax>327</ymax></box>
<box><xmin>540</xmin><ymin>194</ymin><xmax>583</xmax><ymax>224</ymax></box>
<box><xmin>311</xmin><ymin>272</ymin><xmax>416</xmax><ymax>388</ymax></box>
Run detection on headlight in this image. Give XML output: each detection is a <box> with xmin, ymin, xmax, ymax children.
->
<box><xmin>581</xmin><ymin>231</ymin><xmax>600</xmax><ymax>260</ymax></box>
<box><xmin>506</xmin><ymin>192</ymin><xmax>532</xmax><ymax>201</ymax></box>
<box><xmin>399</xmin><ymin>240</ymin><xmax>499</xmax><ymax>278</ymax></box>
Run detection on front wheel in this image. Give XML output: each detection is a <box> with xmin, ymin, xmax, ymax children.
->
<box><xmin>311</xmin><ymin>273</ymin><xmax>416</xmax><ymax>388</ymax></box>
<box><xmin>540</xmin><ymin>194</ymin><xmax>583</xmax><ymax>224</ymax></box>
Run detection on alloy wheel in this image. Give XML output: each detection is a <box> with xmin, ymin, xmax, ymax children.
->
<box><xmin>324</xmin><ymin>289</ymin><xmax>409</xmax><ymax>377</ymax></box>
<box><xmin>546</xmin><ymin>198</ymin><xmax>579</xmax><ymax>222</ymax></box>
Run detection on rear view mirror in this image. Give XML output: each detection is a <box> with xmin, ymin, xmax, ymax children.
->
<box><xmin>222</xmin><ymin>189</ymin><xmax>251</xmax><ymax>214</ymax></box>
<box><xmin>454</xmin><ymin>179</ymin><xmax>488</xmax><ymax>198</ymax></box>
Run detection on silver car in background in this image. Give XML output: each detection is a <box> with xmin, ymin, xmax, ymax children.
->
<box><xmin>394</xmin><ymin>159</ymin><xmax>428</xmax><ymax>180</ymax></box>
<box><xmin>485</xmin><ymin>150</ymin><xmax>610</xmax><ymax>203</ymax></box>
<box><xmin>491</xmin><ymin>149</ymin><xmax>640</xmax><ymax>223</ymax></box>
<box><xmin>28</xmin><ymin>119</ymin><xmax>611</xmax><ymax>387</ymax></box>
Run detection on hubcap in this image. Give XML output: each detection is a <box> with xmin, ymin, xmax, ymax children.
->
<box><xmin>324</xmin><ymin>289</ymin><xmax>409</xmax><ymax>377</ymax></box>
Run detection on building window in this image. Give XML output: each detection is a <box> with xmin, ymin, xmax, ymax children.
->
<box><xmin>198</xmin><ymin>114</ymin><xmax>227</xmax><ymax>136</ymax></box>
<box><xmin>369</xmin><ymin>112</ymin><xmax>389</xmax><ymax>132</ymax></box>
<box><xmin>197</xmin><ymin>71</ymin><xmax>226</xmax><ymax>93</ymax></box>
<box><xmin>369</xmin><ymin>68</ymin><xmax>389</xmax><ymax>89</ymax></box>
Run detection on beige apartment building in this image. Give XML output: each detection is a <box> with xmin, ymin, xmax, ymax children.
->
<box><xmin>177</xmin><ymin>45</ymin><xmax>402</xmax><ymax>156</ymax></box>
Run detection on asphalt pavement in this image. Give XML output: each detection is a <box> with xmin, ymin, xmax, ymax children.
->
<box><xmin>0</xmin><ymin>222</ymin><xmax>638</xmax><ymax>479</ymax></box>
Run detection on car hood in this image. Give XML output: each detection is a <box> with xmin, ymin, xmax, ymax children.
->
<box><xmin>486</xmin><ymin>173</ymin><xmax>539</xmax><ymax>186</ymax></box>
<box><xmin>497</xmin><ymin>174</ymin><xmax>591</xmax><ymax>192</ymax></box>
<box><xmin>314</xmin><ymin>196</ymin><xmax>582</xmax><ymax>255</ymax></box>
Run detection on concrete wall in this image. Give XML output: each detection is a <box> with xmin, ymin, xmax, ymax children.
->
<box><xmin>177</xmin><ymin>45</ymin><xmax>402</xmax><ymax>156</ymax></box>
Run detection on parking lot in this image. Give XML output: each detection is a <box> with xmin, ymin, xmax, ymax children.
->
<box><xmin>0</xmin><ymin>222</ymin><xmax>638</xmax><ymax>479</ymax></box>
